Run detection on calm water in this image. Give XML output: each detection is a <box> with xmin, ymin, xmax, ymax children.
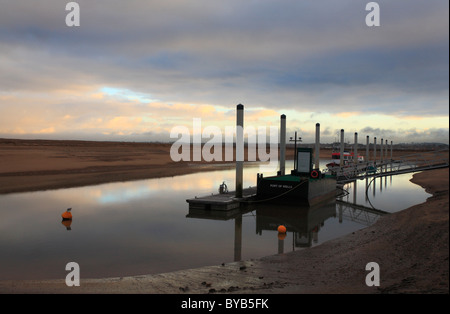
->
<box><xmin>0</xmin><ymin>160</ymin><xmax>430</xmax><ymax>280</ymax></box>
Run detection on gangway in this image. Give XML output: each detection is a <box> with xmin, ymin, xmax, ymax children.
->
<box><xmin>328</xmin><ymin>149</ymin><xmax>449</xmax><ymax>184</ymax></box>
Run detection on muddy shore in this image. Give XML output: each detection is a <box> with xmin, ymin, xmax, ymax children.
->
<box><xmin>0</xmin><ymin>139</ymin><xmax>448</xmax><ymax>294</ymax></box>
<box><xmin>0</xmin><ymin>138</ymin><xmax>442</xmax><ymax>194</ymax></box>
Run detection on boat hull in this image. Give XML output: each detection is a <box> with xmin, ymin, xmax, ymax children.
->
<box><xmin>256</xmin><ymin>175</ymin><xmax>337</xmax><ymax>206</ymax></box>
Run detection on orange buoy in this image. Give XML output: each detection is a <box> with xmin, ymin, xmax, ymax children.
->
<box><xmin>277</xmin><ymin>225</ymin><xmax>287</xmax><ymax>233</ymax></box>
<box><xmin>62</xmin><ymin>208</ymin><xmax>72</xmax><ymax>220</ymax></box>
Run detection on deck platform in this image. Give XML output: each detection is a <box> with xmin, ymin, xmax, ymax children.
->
<box><xmin>186</xmin><ymin>187</ymin><xmax>257</xmax><ymax>211</ymax></box>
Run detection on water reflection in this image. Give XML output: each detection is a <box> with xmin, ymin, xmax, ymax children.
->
<box><xmin>255</xmin><ymin>202</ymin><xmax>336</xmax><ymax>250</ymax></box>
<box><xmin>340</xmin><ymin>172</ymin><xmax>429</xmax><ymax>213</ymax></box>
<box><xmin>0</xmin><ymin>162</ymin><xmax>430</xmax><ymax>281</ymax></box>
<box><xmin>61</xmin><ymin>219</ymin><xmax>72</xmax><ymax>230</ymax></box>
<box><xmin>186</xmin><ymin>195</ymin><xmax>384</xmax><ymax>260</ymax></box>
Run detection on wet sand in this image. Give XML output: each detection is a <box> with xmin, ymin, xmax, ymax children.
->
<box><xmin>0</xmin><ymin>139</ymin><xmax>221</xmax><ymax>194</ymax></box>
<box><xmin>0</xmin><ymin>139</ymin><xmax>448</xmax><ymax>294</ymax></box>
<box><xmin>0</xmin><ymin>139</ymin><xmax>299</xmax><ymax>194</ymax></box>
<box><xmin>0</xmin><ymin>138</ymin><xmax>436</xmax><ymax>195</ymax></box>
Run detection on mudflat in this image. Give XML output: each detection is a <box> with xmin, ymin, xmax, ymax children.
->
<box><xmin>0</xmin><ymin>138</ymin><xmax>439</xmax><ymax>194</ymax></box>
<box><xmin>0</xmin><ymin>139</ymin><xmax>228</xmax><ymax>194</ymax></box>
<box><xmin>0</xmin><ymin>139</ymin><xmax>448</xmax><ymax>294</ymax></box>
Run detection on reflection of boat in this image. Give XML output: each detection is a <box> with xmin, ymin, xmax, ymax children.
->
<box><xmin>255</xmin><ymin>201</ymin><xmax>336</xmax><ymax>248</ymax></box>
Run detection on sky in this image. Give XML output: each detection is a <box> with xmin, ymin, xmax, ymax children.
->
<box><xmin>0</xmin><ymin>0</ymin><xmax>448</xmax><ymax>144</ymax></box>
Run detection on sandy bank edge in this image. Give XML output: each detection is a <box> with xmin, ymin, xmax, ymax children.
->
<box><xmin>0</xmin><ymin>168</ymin><xmax>448</xmax><ymax>294</ymax></box>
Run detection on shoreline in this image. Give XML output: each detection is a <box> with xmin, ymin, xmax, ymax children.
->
<box><xmin>1</xmin><ymin>139</ymin><xmax>444</xmax><ymax>195</ymax></box>
<box><xmin>0</xmin><ymin>139</ymin><xmax>448</xmax><ymax>294</ymax></box>
<box><xmin>0</xmin><ymin>168</ymin><xmax>447</xmax><ymax>294</ymax></box>
<box><xmin>0</xmin><ymin>140</ymin><xmax>276</xmax><ymax>195</ymax></box>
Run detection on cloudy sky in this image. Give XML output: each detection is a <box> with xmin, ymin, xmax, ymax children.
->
<box><xmin>0</xmin><ymin>0</ymin><xmax>448</xmax><ymax>144</ymax></box>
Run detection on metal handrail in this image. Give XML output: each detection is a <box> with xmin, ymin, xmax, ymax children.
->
<box><xmin>328</xmin><ymin>149</ymin><xmax>449</xmax><ymax>183</ymax></box>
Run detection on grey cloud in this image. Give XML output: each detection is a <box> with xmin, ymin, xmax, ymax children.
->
<box><xmin>0</xmin><ymin>0</ymin><xmax>448</xmax><ymax>123</ymax></box>
<box><xmin>359</xmin><ymin>127</ymin><xmax>449</xmax><ymax>145</ymax></box>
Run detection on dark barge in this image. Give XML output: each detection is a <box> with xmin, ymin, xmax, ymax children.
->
<box><xmin>256</xmin><ymin>148</ymin><xmax>337</xmax><ymax>206</ymax></box>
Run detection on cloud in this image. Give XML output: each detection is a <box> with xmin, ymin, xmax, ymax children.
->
<box><xmin>0</xmin><ymin>0</ymin><xmax>448</xmax><ymax>143</ymax></box>
<box><xmin>359</xmin><ymin>126</ymin><xmax>449</xmax><ymax>144</ymax></box>
<box><xmin>334</xmin><ymin>112</ymin><xmax>362</xmax><ymax>118</ymax></box>
<box><xmin>36</xmin><ymin>127</ymin><xmax>55</xmax><ymax>134</ymax></box>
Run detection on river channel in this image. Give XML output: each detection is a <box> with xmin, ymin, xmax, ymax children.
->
<box><xmin>0</xmin><ymin>160</ymin><xmax>430</xmax><ymax>280</ymax></box>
